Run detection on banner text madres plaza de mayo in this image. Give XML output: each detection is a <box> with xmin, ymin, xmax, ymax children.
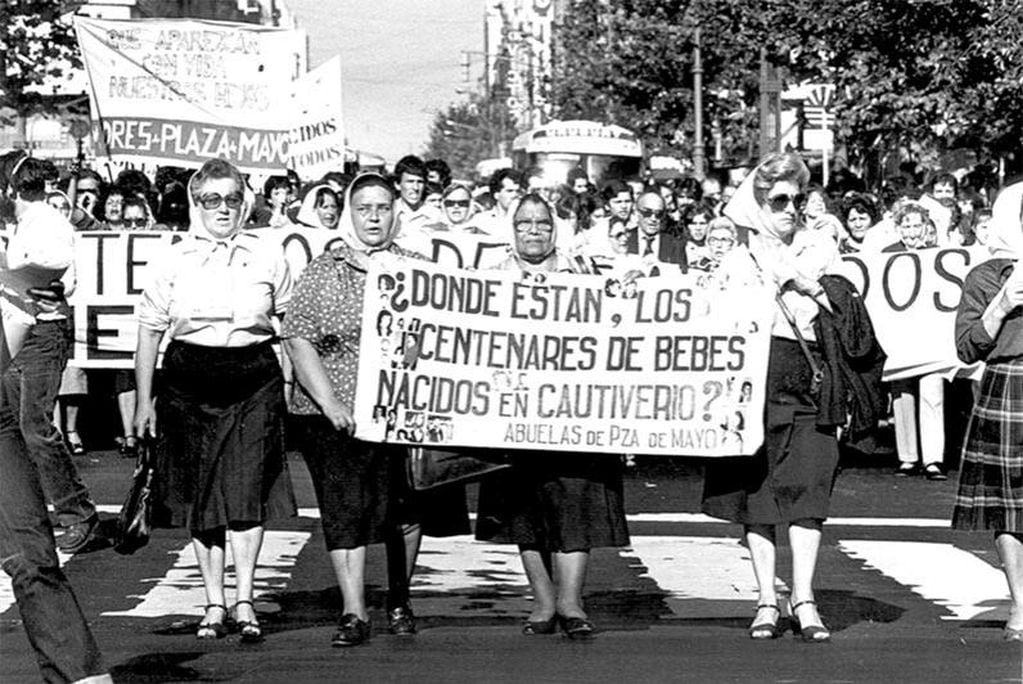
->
<box><xmin>73</xmin><ymin>16</ymin><xmax>311</xmax><ymax>173</ymax></box>
<box><xmin>352</xmin><ymin>260</ymin><xmax>774</xmax><ymax>457</ymax></box>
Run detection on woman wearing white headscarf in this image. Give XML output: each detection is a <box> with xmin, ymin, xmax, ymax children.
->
<box><xmin>296</xmin><ymin>184</ymin><xmax>341</xmax><ymax>229</ymax></box>
<box><xmin>282</xmin><ymin>172</ymin><xmax>468</xmax><ymax>647</ymax></box>
<box><xmin>952</xmin><ymin>181</ymin><xmax>1023</xmax><ymax>642</ymax></box>
<box><xmin>134</xmin><ymin>158</ymin><xmax>296</xmax><ymax>642</ymax></box>
<box><xmin>702</xmin><ymin>153</ymin><xmax>840</xmax><ymax>642</ymax></box>
<box><xmin>475</xmin><ymin>192</ymin><xmax>629</xmax><ymax>639</ymax></box>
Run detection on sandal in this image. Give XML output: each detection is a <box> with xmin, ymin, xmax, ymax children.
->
<box><xmin>790</xmin><ymin>600</ymin><xmax>831</xmax><ymax>643</ymax></box>
<box><xmin>66</xmin><ymin>430</ymin><xmax>85</xmax><ymax>455</ymax></box>
<box><xmin>197</xmin><ymin>603</ymin><xmax>228</xmax><ymax>640</ymax></box>
<box><xmin>233</xmin><ymin>600</ymin><xmax>262</xmax><ymax>643</ymax></box>
<box><xmin>749</xmin><ymin>604</ymin><xmax>781</xmax><ymax>640</ymax></box>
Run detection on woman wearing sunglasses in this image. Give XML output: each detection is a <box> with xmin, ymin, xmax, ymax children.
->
<box><xmin>133</xmin><ymin>158</ymin><xmax>296</xmax><ymax>643</ymax></box>
<box><xmin>702</xmin><ymin>152</ymin><xmax>840</xmax><ymax>643</ymax></box>
<box><xmin>440</xmin><ymin>183</ymin><xmax>485</xmax><ymax>233</ymax></box>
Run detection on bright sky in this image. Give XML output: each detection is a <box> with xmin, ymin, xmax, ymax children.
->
<box><xmin>289</xmin><ymin>0</ymin><xmax>487</xmax><ymax>164</ymax></box>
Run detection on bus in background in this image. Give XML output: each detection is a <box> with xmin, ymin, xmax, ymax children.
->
<box><xmin>511</xmin><ymin>120</ymin><xmax>643</xmax><ymax>189</ymax></box>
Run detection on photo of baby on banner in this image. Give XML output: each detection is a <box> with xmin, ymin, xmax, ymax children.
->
<box><xmin>355</xmin><ymin>259</ymin><xmax>776</xmax><ymax>458</ymax></box>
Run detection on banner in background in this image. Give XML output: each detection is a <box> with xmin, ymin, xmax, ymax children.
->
<box><xmin>835</xmin><ymin>246</ymin><xmax>992</xmax><ymax>380</ymax></box>
<box><xmin>73</xmin><ymin>16</ymin><xmax>307</xmax><ymax>172</ymax></box>
<box><xmin>353</xmin><ymin>260</ymin><xmax>775</xmax><ymax>457</ymax></box>
<box><xmin>286</xmin><ymin>56</ymin><xmax>345</xmax><ymax>179</ymax></box>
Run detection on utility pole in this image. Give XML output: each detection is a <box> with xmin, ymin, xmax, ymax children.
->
<box><xmin>759</xmin><ymin>47</ymin><xmax>782</xmax><ymax>158</ymax></box>
<box><xmin>691</xmin><ymin>25</ymin><xmax>706</xmax><ymax>180</ymax></box>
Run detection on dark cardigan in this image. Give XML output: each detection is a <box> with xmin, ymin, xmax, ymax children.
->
<box><xmin>813</xmin><ymin>275</ymin><xmax>888</xmax><ymax>438</ymax></box>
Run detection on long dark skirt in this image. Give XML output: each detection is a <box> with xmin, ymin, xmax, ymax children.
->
<box><xmin>475</xmin><ymin>453</ymin><xmax>630</xmax><ymax>553</ymax></box>
<box><xmin>702</xmin><ymin>337</ymin><xmax>840</xmax><ymax>525</ymax></box>
<box><xmin>151</xmin><ymin>341</ymin><xmax>296</xmax><ymax>533</ymax></box>
<box><xmin>952</xmin><ymin>359</ymin><xmax>1023</xmax><ymax>532</ymax></box>
<box><xmin>291</xmin><ymin>415</ymin><xmax>469</xmax><ymax>551</ymax></box>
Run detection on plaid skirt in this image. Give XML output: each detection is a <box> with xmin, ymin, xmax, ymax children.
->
<box><xmin>952</xmin><ymin>359</ymin><xmax>1023</xmax><ymax>532</ymax></box>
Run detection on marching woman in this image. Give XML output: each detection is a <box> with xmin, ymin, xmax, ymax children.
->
<box><xmin>296</xmin><ymin>184</ymin><xmax>341</xmax><ymax>230</ymax></box>
<box><xmin>702</xmin><ymin>153</ymin><xmax>840</xmax><ymax>642</ymax></box>
<box><xmin>952</xmin><ymin>181</ymin><xmax>1023</xmax><ymax>642</ymax></box>
<box><xmin>475</xmin><ymin>192</ymin><xmax>630</xmax><ymax>639</ymax></box>
<box><xmin>134</xmin><ymin>158</ymin><xmax>296</xmax><ymax>642</ymax></box>
<box><xmin>282</xmin><ymin>172</ymin><xmax>468</xmax><ymax>647</ymax></box>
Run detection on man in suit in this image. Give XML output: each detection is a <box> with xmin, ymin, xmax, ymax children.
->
<box><xmin>626</xmin><ymin>190</ymin><xmax>688</xmax><ymax>271</ymax></box>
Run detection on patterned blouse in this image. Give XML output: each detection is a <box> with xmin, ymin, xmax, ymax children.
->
<box><xmin>281</xmin><ymin>241</ymin><xmax>419</xmax><ymax>415</ymax></box>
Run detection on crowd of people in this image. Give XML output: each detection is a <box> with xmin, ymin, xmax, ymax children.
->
<box><xmin>2</xmin><ymin>146</ymin><xmax>1022</xmax><ymax>682</ymax></box>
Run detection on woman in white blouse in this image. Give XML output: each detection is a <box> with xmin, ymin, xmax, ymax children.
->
<box><xmin>133</xmin><ymin>158</ymin><xmax>296</xmax><ymax>643</ymax></box>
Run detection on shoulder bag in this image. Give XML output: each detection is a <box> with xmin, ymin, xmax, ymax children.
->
<box><xmin>114</xmin><ymin>438</ymin><xmax>155</xmax><ymax>555</ymax></box>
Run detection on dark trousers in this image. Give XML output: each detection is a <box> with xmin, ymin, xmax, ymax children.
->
<box><xmin>0</xmin><ymin>366</ymin><xmax>106</xmax><ymax>682</ymax></box>
<box><xmin>1</xmin><ymin>320</ymin><xmax>95</xmax><ymax>527</ymax></box>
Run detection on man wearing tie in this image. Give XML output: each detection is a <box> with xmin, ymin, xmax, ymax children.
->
<box><xmin>626</xmin><ymin>190</ymin><xmax>688</xmax><ymax>270</ymax></box>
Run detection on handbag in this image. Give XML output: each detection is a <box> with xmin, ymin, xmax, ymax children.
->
<box><xmin>776</xmin><ymin>293</ymin><xmax>825</xmax><ymax>396</ymax></box>
<box><xmin>406</xmin><ymin>447</ymin><xmax>511</xmax><ymax>491</ymax></box>
<box><xmin>114</xmin><ymin>438</ymin><xmax>155</xmax><ymax>555</ymax></box>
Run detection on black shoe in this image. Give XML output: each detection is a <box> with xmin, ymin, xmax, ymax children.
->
<box><xmin>56</xmin><ymin>516</ymin><xmax>98</xmax><ymax>553</ymax></box>
<box><xmin>557</xmin><ymin>614</ymin><xmax>596</xmax><ymax>640</ymax></box>
<box><xmin>924</xmin><ymin>464</ymin><xmax>948</xmax><ymax>481</ymax></box>
<box><xmin>119</xmin><ymin>438</ymin><xmax>138</xmax><ymax>459</ymax></box>
<box><xmin>387</xmin><ymin>605</ymin><xmax>416</xmax><ymax>635</ymax></box>
<box><xmin>332</xmin><ymin>614</ymin><xmax>370</xmax><ymax>647</ymax></box>
<box><xmin>894</xmin><ymin>462</ymin><xmax>919</xmax><ymax>477</ymax></box>
<box><xmin>522</xmin><ymin>615</ymin><xmax>557</xmax><ymax>635</ymax></box>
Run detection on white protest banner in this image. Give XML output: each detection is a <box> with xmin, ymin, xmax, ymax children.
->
<box><xmin>73</xmin><ymin>16</ymin><xmax>307</xmax><ymax>173</ymax></box>
<box><xmin>353</xmin><ymin>260</ymin><xmax>775</xmax><ymax>457</ymax></box>
<box><xmin>49</xmin><ymin>227</ymin><xmax>341</xmax><ymax>367</ymax></box>
<box><xmin>834</xmin><ymin>246</ymin><xmax>993</xmax><ymax>380</ymax></box>
<box><xmin>287</xmin><ymin>56</ymin><xmax>345</xmax><ymax>179</ymax></box>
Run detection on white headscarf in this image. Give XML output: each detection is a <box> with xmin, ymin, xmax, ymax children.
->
<box><xmin>295</xmin><ymin>184</ymin><xmax>339</xmax><ymax>229</ymax></box>
<box><xmin>987</xmin><ymin>181</ymin><xmax>1023</xmax><ymax>260</ymax></box>
<box><xmin>336</xmin><ymin>173</ymin><xmax>402</xmax><ymax>268</ymax></box>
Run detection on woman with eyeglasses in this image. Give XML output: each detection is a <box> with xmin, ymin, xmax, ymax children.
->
<box><xmin>702</xmin><ymin>152</ymin><xmax>841</xmax><ymax>643</ymax></box>
<box><xmin>133</xmin><ymin>158</ymin><xmax>297</xmax><ymax>643</ymax></box>
<box><xmin>439</xmin><ymin>183</ymin><xmax>486</xmax><ymax>233</ymax></box>
<box><xmin>475</xmin><ymin>193</ymin><xmax>630</xmax><ymax>639</ymax></box>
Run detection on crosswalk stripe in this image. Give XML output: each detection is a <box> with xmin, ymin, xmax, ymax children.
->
<box><xmin>410</xmin><ymin>535</ymin><xmax>532</xmax><ymax>618</ymax></box>
<box><xmin>101</xmin><ymin>531</ymin><xmax>310</xmax><ymax>617</ymax></box>
<box><xmin>624</xmin><ymin>537</ymin><xmax>789</xmax><ymax>618</ymax></box>
<box><xmin>838</xmin><ymin>540</ymin><xmax>1010</xmax><ymax>621</ymax></box>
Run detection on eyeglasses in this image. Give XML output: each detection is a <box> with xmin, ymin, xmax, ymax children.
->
<box><xmin>196</xmin><ymin>193</ymin><xmax>244</xmax><ymax>210</ymax></box>
<box><xmin>638</xmin><ymin>208</ymin><xmax>665</xmax><ymax>219</ymax></box>
<box><xmin>444</xmin><ymin>199</ymin><xmax>471</xmax><ymax>208</ymax></box>
<box><xmin>124</xmin><ymin>217</ymin><xmax>148</xmax><ymax>228</ymax></box>
<box><xmin>77</xmin><ymin>187</ymin><xmax>99</xmax><ymax>195</ymax></box>
<box><xmin>514</xmin><ymin>219</ymin><xmax>554</xmax><ymax>233</ymax></box>
<box><xmin>708</xmin><ymin>236</ymin><xmax>735</xmax><ymax>247</ymax></box>
<box><xmin>767</xmin><ymin>193</ymin><xmax>806</xmax><ymax>212</ymax></box>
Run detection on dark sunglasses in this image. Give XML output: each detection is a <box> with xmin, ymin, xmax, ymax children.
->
<box><xmin>767</xmin><ymin>193</ymin><xmax>806</xmax><ymax>212</ymax></box>
<box><xmin>638</xmin><ymin>208</ymin><xmax>665</xmax><ymax>219</ymax></box>
<box><xmin>196</xmin><ymin>193</ymin><xmax>244</xmax><ymax>210</ymax></box>
<box><xmin>444</xmin><ymin>199</ymin><xmax>471</xmax><ymax>208</ymax></box>
<box><xmin>124</xmin><ymin>217</ymin><xmax>148</xmax><ymax>228</ymax></box>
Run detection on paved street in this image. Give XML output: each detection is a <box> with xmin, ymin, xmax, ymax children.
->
<box><xmin>2</xmin><ymin>451</ymin><xmax>1021</xmax><ymax>683</ymax></box>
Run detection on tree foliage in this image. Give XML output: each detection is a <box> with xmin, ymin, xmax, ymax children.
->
<box><xmin>0</xmin><ymin>1</ymin><xmax>82</xmax><ymax>121</ymax></box>
<box><xmin>422</xmin><ymin>93</ymin><xmax>516</xmax><ymax>180</ymax></box>
<box><xmin>552</xmin><ymin>0</ymin><xmax>1023</xmax><ymax>171</ymax></box>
